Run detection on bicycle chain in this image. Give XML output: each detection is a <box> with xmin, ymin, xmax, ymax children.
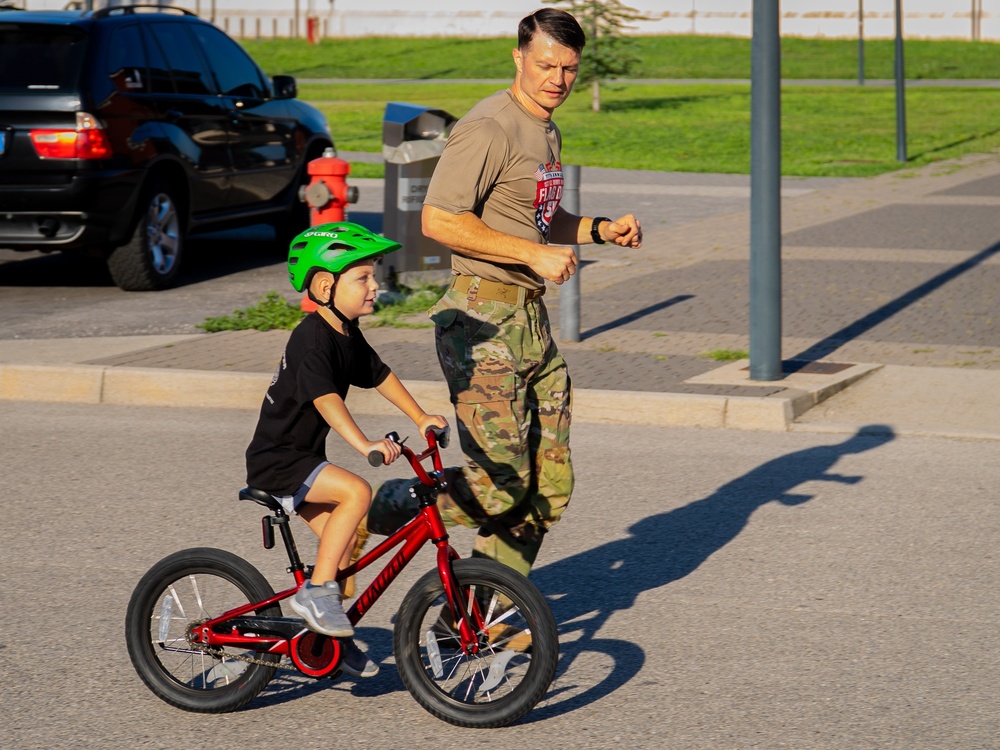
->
<box><xmin>185</xmin><ymin>619</ymin><xmax>292</xmax><ymax>670</ymax></box>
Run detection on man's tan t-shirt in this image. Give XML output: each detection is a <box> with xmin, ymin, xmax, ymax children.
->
<box><xmin>423</xmin><ymin>89</ymin><xmax>563</xmax><ymax>291</ymax></box>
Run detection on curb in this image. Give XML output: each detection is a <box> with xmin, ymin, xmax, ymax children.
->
<box><xmin>0</xmin><ymin>364</ymin><xmax>271</xmax><ymax>410</ymax></box>
<box><xmin>0</xmin><ymin>360</ymin><xmax>866</xmax><ymax>431</ymax></box>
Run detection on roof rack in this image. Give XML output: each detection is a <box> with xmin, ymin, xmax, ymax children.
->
<box><xmin>89</xmin><ymin>4</ymin><xmax>196</xmax><ymax>19</ymax></box>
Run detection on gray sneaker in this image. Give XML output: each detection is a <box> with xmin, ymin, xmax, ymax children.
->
<box><xmin>290</xmin><ymin>581</ymin><xmax>354</xmax><ymax>638</ymax></box>
<box><xmin>338</xmin><ymin>638</ymin><xmax>380</xmax><ymax>678</ymax></box>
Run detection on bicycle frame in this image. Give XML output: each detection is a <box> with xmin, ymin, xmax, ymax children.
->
<box><xmin>187</xmin><ymin>431</ymin><xmax>484</xmax><ymax>666</ymax></box>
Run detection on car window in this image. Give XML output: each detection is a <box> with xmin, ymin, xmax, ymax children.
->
<box><xmin>145</xmin><ymin>21</ymin><xmax>216</xmax><ymax>96</ymax></box>
<box><xmin>189</xmin><ymin>24</ymin><xmax>268</xmax><ymax>99</ymax></box>
<box><xmin>106</xmin><ymin>24</ymin><xmax>148</xmax><ymax>94</ymax></box>
<box><xmin>0</xmin><ymin>24</ymin><xmax>86</xmax><ymax>93</ymax></box>
<box><xmin>140</xmin><ymin>24</ymin><xmax>176</xmax><ymax>94</ymax></box>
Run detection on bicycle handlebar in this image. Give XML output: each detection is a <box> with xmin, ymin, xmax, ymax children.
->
<box><xmin>366</xmin><ymin>427</ymin><xmax>449</xmax><ymax>473</ymax></box>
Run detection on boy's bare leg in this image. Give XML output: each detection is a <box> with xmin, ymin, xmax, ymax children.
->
<box><xmin>299</xmin><ymin>507</ymin><xmax>368</xmax><ymax>598</ymax></box>
<box><xmin>293</xmin><ymin>467</ymin><xmax>379</xmax><ymax>676</ymax></box>
<box><xmin>300</xmin><ymin>465</ymin><xmax>372</xmax><ymax>584</ymax></box>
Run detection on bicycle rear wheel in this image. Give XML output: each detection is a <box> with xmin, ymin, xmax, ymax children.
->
<box><xmin>124</xmin><ymin>548</ymin><xmax>281</xmax><ymax>713</ymax></box>
<box><xmin>394</xmin><ymin>558</ymin><xmax>559</xmax><ymax>728</ymax></box>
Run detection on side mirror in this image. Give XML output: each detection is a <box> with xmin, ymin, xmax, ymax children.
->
<box><xmin>272</xmin><ymin>75</ymin><xmax>297</xmax><ymax>100</ymax></box>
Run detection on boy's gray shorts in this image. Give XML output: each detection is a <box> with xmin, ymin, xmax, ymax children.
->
<box><xmin>272</xmin><ymin>461</ymin><xmax>330</xmax><ymax>515</ymax></box>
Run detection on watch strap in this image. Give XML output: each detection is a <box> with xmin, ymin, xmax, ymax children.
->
<box><xmin>591</xmin><ymin>216</ymin><xmax>611</xmax><ymax>244</ymax></box>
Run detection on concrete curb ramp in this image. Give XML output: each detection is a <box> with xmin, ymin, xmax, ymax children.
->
<box><xmin>0</xmin><ymin>358</ymin><xmax>879</xmax><ymax>432</ymax></box>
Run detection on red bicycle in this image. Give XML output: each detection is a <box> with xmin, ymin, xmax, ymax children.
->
<box><xmin>124</xmin><ymin>430</ymin><xmax>559</xmax><ymax>728</ymax></box>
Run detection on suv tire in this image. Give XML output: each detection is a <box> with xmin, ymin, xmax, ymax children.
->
<box><xmin>108</xmin><ymin>179</ymin><xmax>184</xmax><ymax>291</ymax></box>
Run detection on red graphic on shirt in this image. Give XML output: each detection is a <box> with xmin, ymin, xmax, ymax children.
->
<box><xmin>533</xmin><ymin>161</ymin><xmax>563</xmax><ymax>238</ymax></box>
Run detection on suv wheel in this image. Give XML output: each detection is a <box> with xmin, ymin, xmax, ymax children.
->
<box><xmin>108</xmin><ymin>180</ymin><xmax>184</xmax><ymax>291</ymax></box>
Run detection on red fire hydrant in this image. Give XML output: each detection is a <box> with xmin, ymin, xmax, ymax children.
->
<box><xmin>298</xmin><ymin>148</ymin><xmax>360</xmax><ymax>311</ymax></box>
<box><xmin>299</xmin><ymin>147</ymin><xmax>359</xmax><ymax>225</ymax></box>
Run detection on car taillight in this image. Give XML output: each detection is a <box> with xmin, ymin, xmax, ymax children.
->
<box><xmin>29</xmin><ymin>112</ymin><xmax>111</xmax><ymax>160</ymax></box>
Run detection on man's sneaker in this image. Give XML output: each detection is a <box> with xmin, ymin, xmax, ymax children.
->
<box><xmin>289</xmin><ymin>581</ymin><xmax>354</xmax><ymax>638</ymax></box>
<box><xmin>340</xmin><ymin>517</ymin><xmax>370</xmax><ymax>599</ymax></box>
<box><xmin>338</xmin><ymin>638</ymin><xmax>379</xmax><ymax>678</ymax></box>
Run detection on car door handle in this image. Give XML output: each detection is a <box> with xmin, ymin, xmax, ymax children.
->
<box><xmin>164</xmin><ymin>109</ymin><xmax>183</xmax><ymax>121</ymax></box>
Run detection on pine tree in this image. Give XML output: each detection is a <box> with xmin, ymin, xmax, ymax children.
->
<box><xmin>545</xmin><ymin>0</ymin><xmax>655</xmax><ymax>112</ymax></box>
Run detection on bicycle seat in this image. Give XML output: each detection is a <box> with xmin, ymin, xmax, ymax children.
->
<box><xmin>239</xmin><ymin>487</ymin><xmax>282</xmax><ymax>512</ymax></box>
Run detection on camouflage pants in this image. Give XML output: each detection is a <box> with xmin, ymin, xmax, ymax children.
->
<box><xmin>368</xmin><ymin>283</ymin><xmax>573</xmax><ymax>577</ymax></box>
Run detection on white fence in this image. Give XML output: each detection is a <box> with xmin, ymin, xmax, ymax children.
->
<box><xmin>15</xmin><ymin>1</ymin><xmax>1000</xmax><ymax>42</ymax></box>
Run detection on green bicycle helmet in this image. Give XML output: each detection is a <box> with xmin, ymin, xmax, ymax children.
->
<box><xmin>287</xmin><ymin>222</ymin><xmax>401</xmax><ymax>292</ymax></box>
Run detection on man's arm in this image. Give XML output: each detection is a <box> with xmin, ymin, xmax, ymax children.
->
<box><xmin>422</xmin><ymin>205</ymin><xmax>579</xmax><ymax>284</ymax></box>
<box><xmin>549</xmin><ymin>206</ymin><xmax>643</xmax><ymax>248</ymax></box>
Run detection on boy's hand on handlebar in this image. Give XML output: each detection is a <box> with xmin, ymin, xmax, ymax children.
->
<box><xmin>417</xmin><ymin>414</ymin><xmax>449</xmax><ymax>439</ymax></box>
<box><xmin>365</xmin><ymin>437</ymin><xmax>402</xmax><ymax>466</ymax></box>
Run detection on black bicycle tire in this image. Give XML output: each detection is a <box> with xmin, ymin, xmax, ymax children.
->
<box><xmin>393</xmin><ymin>558</ymin><xmax>559</xmax><ymax>728</ymax></box>
<box><xmin>124</xmin><ymin>548</ymin><xmax>281</xmax><ymax>713</ymax></box>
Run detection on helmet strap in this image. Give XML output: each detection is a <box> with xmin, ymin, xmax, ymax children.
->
<box><xmin>326</xmin><ymin>300</ymin><xmax>358</xmax><ymax>331</ymax></box>
<box><xmin>314</xmin><ymin>274</ymin><xmax>359</xmax><ymax>333</ymax></box>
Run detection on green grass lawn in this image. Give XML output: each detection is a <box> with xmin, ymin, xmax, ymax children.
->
<box><xmin>306</xmin><ymin>81</ymin><xmax>1000</xmax><ymax>178</ymax></box>
<box><xmin>242</xmin><ymin>35</ymin><xmax>1000</xmax><ymax>80</ymax></box>
<box><xmin>243</xmin><ymin>36</ymin><xmax>1000</xmax><ymax>179</ymax></box>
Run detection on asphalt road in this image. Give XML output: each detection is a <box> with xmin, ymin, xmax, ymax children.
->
<box><xmin>1</xmin><ymin>401</ymin><xmax>995</xmax><ymax>749</ymax></box>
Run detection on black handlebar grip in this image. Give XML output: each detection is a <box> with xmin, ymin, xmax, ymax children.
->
<box><xmin>368</xmin><ymin>451</ymin><xmax>384</xmax><ymax>467</ymax></box>
<box><xmin>426</xmin><ymin>426</ymin><xmax>450</xmax><ymax>449</ymax></box>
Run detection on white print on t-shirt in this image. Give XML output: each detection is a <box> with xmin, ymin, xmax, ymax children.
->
<box><xmin>533</xmin><ymin>161</ymin><xmax>563</xmax><ymax>238</ymax></box>
<box><xmin>265</xmin><ymin>351</ymin><xmax>286</xmax><ymax>404</ymax></box>
<box><xmin>270</xmin><ymin>351</ymin><xmax>286</xmax><ymax>388</ymax></box>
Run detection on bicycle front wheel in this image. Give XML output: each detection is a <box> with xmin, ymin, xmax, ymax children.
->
<box><xmin>394</xmin><ymin>558</ymin><xmax>559</xmax><ymax>728</ymax></box>
<box><xmin>124</xmin><ymin>548</ymin><xmax>281</xmax><ymax>713</ymax></box>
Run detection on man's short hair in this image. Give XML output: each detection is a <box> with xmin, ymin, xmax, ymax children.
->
<box><xmin>518</xmin><ymin>8</ymin><xmax>586</xmax><ymax>52</ymax></box>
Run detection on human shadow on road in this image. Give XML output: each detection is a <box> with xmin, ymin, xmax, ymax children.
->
<box><xmin>525</xmin><ymin>425</ymin><xmax>896</xmax><ymax>722</ymax></box>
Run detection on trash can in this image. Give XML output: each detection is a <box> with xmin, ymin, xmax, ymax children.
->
<box><xmin>381</xmin><ymin>102</ymin><xmax>456</xmax><ymax>288</ymax></box>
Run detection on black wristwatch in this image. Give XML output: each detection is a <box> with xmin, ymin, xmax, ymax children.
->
<box><xmin>591</xmin><ymin>216</ymin><xmax>610</xmax><ymax>244</ymax></box>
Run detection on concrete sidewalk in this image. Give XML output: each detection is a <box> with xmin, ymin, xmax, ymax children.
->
<box><xmin>3</xmin><ymin>153</ymin><xmax>1000</xmax><ymax>440</ymax></box>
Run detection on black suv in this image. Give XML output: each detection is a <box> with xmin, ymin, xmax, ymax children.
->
<box><xmin>0</xmin><ymin>5</ymin><xmax>333</xmax><ymax>290</ymax></box>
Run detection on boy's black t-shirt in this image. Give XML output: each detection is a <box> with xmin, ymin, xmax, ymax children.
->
<box><xmin>246</xmin><ymin>312</ymin><xmax>391</xmax><ymax>495</ymax></box>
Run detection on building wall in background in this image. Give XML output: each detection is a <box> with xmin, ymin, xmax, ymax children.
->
<box><xmin>20</xmin><ymin>0</ymin><xmax>1000</xmax><ymax>42</ymax></box>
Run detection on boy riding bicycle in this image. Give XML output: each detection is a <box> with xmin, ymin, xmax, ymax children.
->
<box><xmin>245</xmin><ymin>223</ymin><xmax>448</xmax><ymax>678</ymax></box>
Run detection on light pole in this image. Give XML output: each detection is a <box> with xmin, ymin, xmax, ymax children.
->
<box><xmin>858</xmin><ymin>0</ymin><xmax>865</xmax><ymax>85</ymax></box>
<box><xmin>749</xmin><ymin>0</ymin><xmax>782</xmax><ymax>382</ymax></box>
<box><xmin>895</xmin><ymin>0</ymin><xmax>907</xmax><ymax>163</ymax></box>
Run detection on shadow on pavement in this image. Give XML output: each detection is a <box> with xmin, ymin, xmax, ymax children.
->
<box><xmin>0</xmin><ymin>224</ymin><xmax>284</xmax><ymax>289</ymax></box>
<box><xmin>526</xmin><ymin>425</ymin><xmax>896</xmax><ymax>722</ymax></box>
<box><xmin>791</xmin><ymin>239</ymin><xmax>1000</xmax><ymax>363</ymax></box>
<box><xmin>581</xmin><ymin>294</ymin><xmax>695</xmax><ymax>340</ymax></box>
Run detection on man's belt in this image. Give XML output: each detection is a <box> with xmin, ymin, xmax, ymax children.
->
<box><xmin>451</xmin><ymin>275</ymin><xmax>544</xmax><ymax>305</ymax></box>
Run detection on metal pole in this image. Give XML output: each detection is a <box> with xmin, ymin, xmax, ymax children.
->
<box><xmin>749</xmin><ymin>0</ymin><xmax>782</xmax><ymax>381</ymax></box>
<box><xmin>895</xmin><ymin>0</ymin><xmax>907</xmax><ymax>162</ymax></box>
<box><xmin>858</xmin><ymin>0</ymin><xmax>865</xmax><ymax>85</ymax></box>
<box><xmin>560</xmin><ymin>164</ymin><xmax>581</xmax><ymax>343</ymax></box>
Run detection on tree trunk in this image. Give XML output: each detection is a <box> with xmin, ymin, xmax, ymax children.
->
<box><xmin>591</xmin><ymin>78</ymin><xmax>601</xmax><ymax>112</ymax></box>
